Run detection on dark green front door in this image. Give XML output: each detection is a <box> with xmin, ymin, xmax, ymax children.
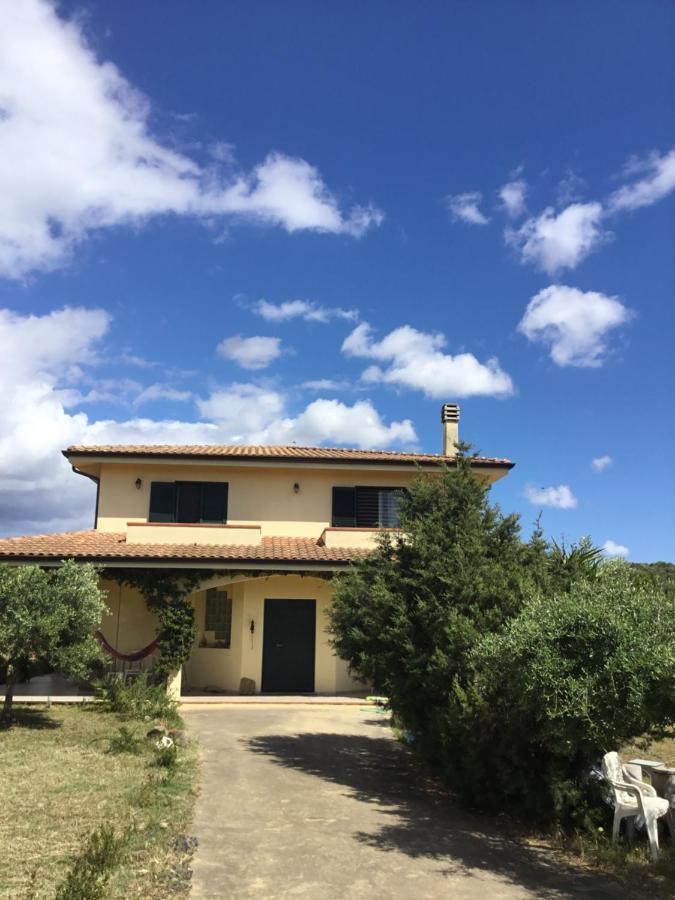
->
<box><xmin>261</xmin><ymin>599</ymin><xmax>316</xmax><ymax>693</ymax></box>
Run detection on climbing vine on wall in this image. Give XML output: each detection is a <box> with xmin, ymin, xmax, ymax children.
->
<box><xmin>102</xmin><ymin>568</ymin><xmax>212</xmax><ymax>682</ymax></box>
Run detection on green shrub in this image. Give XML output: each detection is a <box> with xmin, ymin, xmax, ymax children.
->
<box><xmin>453</xmin><ymin>561</ymin><xmax>675</xmax><ymax>827</ymax></box>
<box><xmin>330</xmin><ymin>452</ymin><xmax>539</xmax><ymax>764</ymax></box>
<box><xmin>95</xmin><ymin>674</ymin><xmax>180</xmax><ymax>726</ymax></box>
<box><xmin>107</xmin><ymin>725</ymin><xmax>141</xmax><ymax>755</ymax></box>
<box><xmin>329</xmin><ymin>457</ymin><xmax>673</xmax><ymax>832</ymax></box>
<box><xmin>55</xmin><ymin>824</ymin><xmax>128</xmax><ymax>900</ymax></box>
<box><xmin>329</xmin><ymin>452</ymin><xmax>596</xmax><ymax>769</ymax></box>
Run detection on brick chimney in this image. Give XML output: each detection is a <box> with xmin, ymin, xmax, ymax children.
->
<box><xmin>441</xmin><ymin>403</ymin><xmax>460</xmax><ymax>456</ymax></box>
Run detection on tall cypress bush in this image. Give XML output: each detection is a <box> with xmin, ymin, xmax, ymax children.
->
<box><xmin>329</xmin><ymin>449</ymin><xmax>544</xmax><ymax>765</ymax></box>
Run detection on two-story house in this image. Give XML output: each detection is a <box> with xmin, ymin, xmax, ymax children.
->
<box><xmin>0</xmin><ymin>404</ymin><xmax>513</xmax><ymax>696</ymax></box>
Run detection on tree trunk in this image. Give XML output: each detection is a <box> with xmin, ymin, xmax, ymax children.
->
<box><xmin>1</xmin><ymin>662</ymin><xmax>16</xmax><ymax>724</ymax></box>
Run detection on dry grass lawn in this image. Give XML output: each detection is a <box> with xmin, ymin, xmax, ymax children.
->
<box><xmin>0</xmin><ymin>703</ymin><xmax>197</xmax><ymax>899</ymax></box>
<box><xmin>623</xmin><ymin>735</ymin><xmax>675</xmax><ymax>768</ymax></box>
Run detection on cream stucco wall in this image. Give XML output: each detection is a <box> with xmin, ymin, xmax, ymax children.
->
<box><xmin>185</xmin><ymin>574</ymin><xmax>362</xmax><ymax>694</ymax></box>
<box><xmin>99</xmin><ymin>574</ymin><xmax>362</xmax><ymax>696</ymax></box>
<box><xmin>94</xmin><ymin>461</ymin><xmax>422</xmax><ymax>539</ymax></box>
<box><xmin>183</xmin><ymin>583</ymin><xmax>245</xmax><ymax>691</ymax></box>
<box><xmin>90</xmin><ymin>461</ymin><xmax>507</xmax><ymax>540</ymax></box>
<box><xmin>125</xmin><ymin>523</ymin><xmax>262</xmax><ymax>545</ymax></box>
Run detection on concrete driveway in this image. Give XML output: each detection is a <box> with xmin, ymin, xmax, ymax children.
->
<box><xmin>182</xmin><ymin>705</ymin><xmax>623</xmax><ymax>900</ymax></box>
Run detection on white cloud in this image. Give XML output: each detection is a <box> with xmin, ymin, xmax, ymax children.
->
<box><xmin>197</xmin><ymin>385</ymin><xmax>415</xmax><ymax>447</ymax></box>
<box><xmin>59</xmin><ymin>378</ymin><xmax>143</xmax><ymax>407</ymax></box>
<box><xmin>505</xmin><ymin>202</ymin><xmax>606</xmax><ymax>273</ymax></box>
<box><xmin>342</xmin><ymin>322</ymin><xmax>514</xmax><ymax>398</ymax></box>
<box><xmin>0</xmin><ymin>1</ymin><xmax>382</xmax><ymax>279</ymax></box>
<box><xmin>253</xmin><ymin>299</ymin><xmax>358</xmax><ymax>324</ymax></box>
<box><xmin>0</xmin><ymin>306</ymin><xmax>415</xmax><ymax>534</ymax></box>
<box><xmin>257</xmin><ymin>399</ymin><xmax>416</xmax><ymax>448</ymax></box>
<box><xmin>498</xmin><ymin>147</ymin><xmax>675</xmax><ymax>273</ymax></box>
<box><xmin>445</xmin><ymin>192</ymin><xmax>490</xmax><ymax>225</ymax></box>
<box><xmin>524</xmin><ymin>484</ymin><xmax>578</xmax><ymax>510</ymax></box>
<box><xmin>602</xmin><ymin>539</ymin><xmax>629</xmax><ymax>558</ymax></box>
<box><xmin>608</xmin><ymin>147</ymin><xmax>675</xmax><ymax>212</ymax></box>
<box><xmin>132</xmin><ymin>384</ymin><xmax>193</xmax><ymax>407</ymax></box>
<box><xmin>592</xmin><ymin>455</ymin><xmax>613</xmax><ymax>473</ymax></box>
<box><xmin>216</xmin><ymin>154</ymin><xmax>383</xmax><ymax>237</ymax></box>
<box><xmin>518</xmin><ymin>285</ymin><xmax>632</xmax><ymax>367</ymax></box>
<box><xmin>0</xmin><ymin>306</ymin><xmax>113</xmax><ymax>534</ymax></box>
<box><xmin>499</xmin><ymin>178</ymin><xmax>527</xmax><ymax>218</ymax></box>
<box><xmin>195</xmin><ymin>384</ymin><xmax>286</xmax><ymax>438</ymax></box>
<box><xmin>557</xmin><ymin>170</ymin><xmax>587</xmax><ymax>205</ymax></box>
<box><xmin>217</xmin><ymin>335</ymin><xmax>283</xmax><ymax>370</ymax></box>
<box><xmin>301</xmin><ymin>378</ymin><xmax>351</xmax><ymax>392</ymax></box>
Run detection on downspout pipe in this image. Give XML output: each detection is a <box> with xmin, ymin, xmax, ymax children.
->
<box><xmin>71</xmin><ymin>465</ymin><xmax>100</xmax><ymax>529</ymax></box>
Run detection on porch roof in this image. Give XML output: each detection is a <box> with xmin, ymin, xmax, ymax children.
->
<box><xmin>0</xmin><ymin>530</ymin><xmax>371</xmax><ymax>568</ymax></box>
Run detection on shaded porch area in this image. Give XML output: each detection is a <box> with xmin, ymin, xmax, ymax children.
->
<box><xmin>98</xmin><ymin>571</ymin><xmax>362</xmax><ymax>698</ymax></box>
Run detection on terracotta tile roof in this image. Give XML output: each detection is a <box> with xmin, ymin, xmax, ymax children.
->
<box><xmin>0</xmin><ymin>530</ymin><xmax>369</xmax><ymax>566</ymax></box>
<box><xmin>64</xmin><ymin>444</ymin><xmax>513</xmax><ymax>467</ymax></box>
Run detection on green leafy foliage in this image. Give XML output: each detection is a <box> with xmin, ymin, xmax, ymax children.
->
<box><xmin>0</xmin><ymin>560</ymin><xmax>106</xmax><ymax>723</ymax></box>
<box><xmin>95</xmin><ymin>673</ymin><xmax>180</xmax><ymax>726</ymax></box>
<box><xmin>329</xmin><ymin>452</ymin><xmax>674</xmax><ymax>829</ymax></box>
<box><xmin>632</xmin><ymin>561</ymin><xmax>675</xmax><ymax>600</ymax></box>
<box><xmin>454</xmin><ymin>562</ymin><xmax>675</xmax><ymax>826</ymax></box>
<box><xmin>107</xmin><ymin>725</ymin><xmax>141</xmax><ymax>755</ymax></box>
<box><xmin>329</xmin><ymin>449</ymin><xmax>544</xmax><ymax>762</ymax></box>
<box><xmin>55</xmin><ymin>824</ymin><xmax>129</xmax><ymax>900</ymax></box>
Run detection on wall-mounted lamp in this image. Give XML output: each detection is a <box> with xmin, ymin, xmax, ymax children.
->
<box><xmin>135</xmin><ymin>478</ymin><xmax>143</xmax><ymax>490</ymax></box>
<box><xmin>293</xmin><ymin>482</ymin><xmax>300</xmax><ymax>494</ymax></box>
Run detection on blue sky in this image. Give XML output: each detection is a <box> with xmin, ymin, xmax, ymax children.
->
<box><xmin>0</xmin><ymin>0</ymin><xmax>673</xmax><ymax>561</ymax></box>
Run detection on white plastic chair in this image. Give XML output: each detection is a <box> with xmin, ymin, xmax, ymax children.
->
<box><xmin>601</xmin><ymin>751</ymin><xmax>669</xmax><ymax>860</ymax></box>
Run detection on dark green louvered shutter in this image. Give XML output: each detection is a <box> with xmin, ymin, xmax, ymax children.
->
<box><xmin>148</xmin><ymin>482</ymin><xmax>176</xmax><ymax>522</ymax></box>
<box><xmin>332</xmin><ymin>486</ymin><xmax>356</xmax><ymax>526</ymax></box>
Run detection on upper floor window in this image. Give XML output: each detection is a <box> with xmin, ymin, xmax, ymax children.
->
<box><xmin>332</xmin><ymin>486</ymin><xmax>404</xmax><ymax>528</ymax></box>
<box><xmin>149</xmin><ymin>481</ymin><xmax>228</xmax><ymax>524</ymax></box>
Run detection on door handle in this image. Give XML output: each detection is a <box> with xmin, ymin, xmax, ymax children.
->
<box><xmin>275</xmin><ymin>642</ymin><xmax>284</xmax><ymax>648</ymax></box>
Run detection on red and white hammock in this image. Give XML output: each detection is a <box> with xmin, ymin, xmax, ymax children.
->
<box><xmin>94</xmin><ymin>630</ymin><xmax>158</xmax><ymax>662</ymax></box>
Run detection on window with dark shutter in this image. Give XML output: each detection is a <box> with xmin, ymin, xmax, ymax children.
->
<box><xmin>201</xmin><ymin>483</ymin><xmax>228</xmax><ymax>523</ymax></box>
<box><xmin>149</xmin><ymin>482</ymin><xmax>177</xmax><ymax>522</ymax></box>
<box><xmin>176</xmin><ymin>482</ymin><xmax>202</xmax><ymax>523</ymax></box>
<box><xmin>332</xmin><ymin>487</ymin><xmax>356</xmax><ymax>526</ymax></box>
<box><xmin>148</xmin><ymin>481</ymin><xmax>228</xmax><ymax>524</ymax></box>
<box><xmin>332</xmin><ymin>485</ymin><xmax>404</xmax><ymax>528</ymax></box>
<box><xmin>355</xmin><ymin>487</ymin><xmax>380</xmax><ymax>528</ymax></box>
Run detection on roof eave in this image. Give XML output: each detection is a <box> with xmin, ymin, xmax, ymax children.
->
<box><xmin>63</xmin><ymin>448</ymin><xmax>514</xmax><ymax>469</ymax></box>
<box><xmin>0</xmin><ymin>555</ymin><xmax>356</xmax><ymax>570</ymax></box>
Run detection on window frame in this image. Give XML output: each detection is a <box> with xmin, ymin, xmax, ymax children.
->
<box><xmin>203</xmin><ymin>588</ymin><xmax>232</xmax><ymax>648</ymax></box>
<box><xmin>331</xmin><ymin>485</ymin><xmax>405</xmax><ymax>529</ymax></box>
<box><xmin>148</xmin><ymin>481</ymin><xmax>229</xmax><ymax>524</ymax></box>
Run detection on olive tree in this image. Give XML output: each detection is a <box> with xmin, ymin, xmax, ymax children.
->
<box><xmin>455</xmin><ymin>561</ymin><xmax>675</xmax><ymax>825</ymax></box>
<box><xmin>0</xmin><ymin>560</ymin><xmax>106</xmax><ymax>723</ymax></box>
